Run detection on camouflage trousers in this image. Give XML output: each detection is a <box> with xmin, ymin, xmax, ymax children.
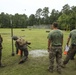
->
<box><xmin>63</xmin><ymin>45</ymin><xmax>76</xmax><ymax>65</ymax></box>
<box><xmin>0</xmin><ymin>49</ymin><xmax>2</xmax><ymax>65</ymax></box>
<box><xmin>49</xmin><ymin>46</ymin><xmax>62</xmax><ymax>71</ymax></box>
<box><xmin>0</xmin><ymin>49</ymin><xmax>2</xmax><ymax>60</ymax></box>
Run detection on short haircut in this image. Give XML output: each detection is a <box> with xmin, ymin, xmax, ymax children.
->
<box><xmin>12</xmin><ymin>36</ymin><xmax>18</xmax><ymax>40</ymax></box>
<box><xmin>52</xmin><ymin>22</ymin><xmax>58</xmax><ymax>28</ymax></box>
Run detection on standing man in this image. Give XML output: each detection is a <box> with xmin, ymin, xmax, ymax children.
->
<box><xmin>0</xmin><ymin>34</ymin><xmax>5</xmax><ymax>67</ymax></box>
<box><xmin>62</xmin><ymin>29</ymin><xmax>76</xmax><ymax>67</ymax></box>
<box><xmin>47</xmin><ymin>22</ymin><xmax>63</xmax><ymax>74</ymax></box>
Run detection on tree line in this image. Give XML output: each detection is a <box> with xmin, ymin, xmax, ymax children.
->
<box><xmin>0</xmin><ymin>4</ymin><xmax>76</xmax><ymax>30</ymax></box>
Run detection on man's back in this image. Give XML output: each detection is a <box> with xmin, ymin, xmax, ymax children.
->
<box><xmin>48</xmin><ymin>29</ymin><xmax>63</xmax><ymax>46</ymax></box>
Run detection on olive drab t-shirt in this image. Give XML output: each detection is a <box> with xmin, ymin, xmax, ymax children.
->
<box><xmin>47</xmin><ymin>29</ymin><xmax>63</xmax><ymax>46</ymax></box>
<box><xmin>69</xmin><ymin>29</ymin><xmax>76</xmax><ymax>45</ymax></box>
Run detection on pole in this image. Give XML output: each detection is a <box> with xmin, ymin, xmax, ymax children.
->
<box><xmin>10</xmin><ymin>18</ymin><xmax>15</xmax><ymax>56</ymax></box>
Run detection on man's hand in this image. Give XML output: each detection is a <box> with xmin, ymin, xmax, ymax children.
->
<box><xmin>47</xmin><ymin>47</ymin><xmax>50</xmax><ymax>52</ymax></box>
<box><xmin>66</xmin><ymin>37</ymin><xmax>70</xmax><ymax>46</ymax></box>
<box><xmin>26</xmin><ymin>41</ymin><xmax>31</xmax><ymax>45</ymax></box>
<box><xmin>66</xmin><ymin>42</ymin><xmax>69</xmax><ymax>46</ymax></box>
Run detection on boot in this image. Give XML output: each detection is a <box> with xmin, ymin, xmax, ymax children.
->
<box><xmin>47</xmin><ymin>68</ymin><xmax>53</xmax><ymax>73</ymax></box>
<box><xmin>18</xmin><ymin>57</ymin><xmax>26</xmax><ymax>64</ymax></box>
<box><xmin>57</xmin><ymin>70</ymin><xmax>61</xmax><ymax>74</ymax></box>
<box><xmin>47</xmin><ymin>67</ymin><xmax>53</xmax><ymax>73</ymax></box>
<box><xmin>61</xmin><ymin>63</ymin><xmax>66</xmax><ymax>68</ymax></box>
<box><xmin>0</xmin><ymin>62</ymin><xmax>5</xmax><ymax>68</ymax></box>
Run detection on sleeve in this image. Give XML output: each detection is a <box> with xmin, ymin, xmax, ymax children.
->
<box><xmin>47</xmin><ymin>33</ymin><xmax>52</xmax><ymax>40</ymax></box>
<box><xmin>15</xmin><ymin>41</ymin><xmax>19</xmax><ymax>48</ymax></box>
<box><xmin>0</xmin><ymin>37</ymin><xmax>3</xmax><ymax>43</ymax></box>
<box><xmin>60</xmin><ymin>30</ymin><xmax>63</xmax><ymax>39</ymax></box>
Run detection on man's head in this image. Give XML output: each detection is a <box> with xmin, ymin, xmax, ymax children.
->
<box><xmin>51</xmin><ymin>22</ymin><xmax>58</xmax><ymax>29</ymax></box>
<box><xmin>12</xmin><ymin>36</ymin><xmax>18</xmax><ymax>40</ymax></box>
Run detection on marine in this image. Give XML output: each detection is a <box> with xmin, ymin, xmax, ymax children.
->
<box><xmin>12</xmin><ymin>36</ymin><xmax>31</xmax><ymax>64</ymax></box>
<box><xmin>47</xmin><ymin>22</ymin><xmax>63</xmax><ymax>74</ymax></box>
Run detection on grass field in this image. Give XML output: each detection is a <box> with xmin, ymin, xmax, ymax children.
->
<box><xmin>0</xmin><ymin>28</ymin><xmax>76</xmax><ymax>75</ymax></box>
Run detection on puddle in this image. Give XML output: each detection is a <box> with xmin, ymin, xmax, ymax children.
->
<box><xmin>29</xmin><ymin>50</ymin><xmax>48</xmax><ymax>57</ymax></box>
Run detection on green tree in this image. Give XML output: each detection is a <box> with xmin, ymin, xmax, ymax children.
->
<box><xmin>49</xmin><ymin>9</ymin><xmax>61</xmax><ymax>24</ymax></box>
<box><xmin>69</xmin><ymin>6</ymin><xmax>76</xmax><ymax>30</ymax></box>
<box><xmin>58</xmin><ymin>13</ymin><xmax>70</xmax><ymax>30</ymax></box>
<box><xmin>42</xmin><ymin>7</ymin><xmax>49</xmax><ymax>18</ymax></box>
<box><xmin>0</xmin><ymin>12</ymin><xmax>10</xmax><ymax>28</ymax></box>
<box><xmin>13</xmin><ymin>13</ymin><xmax>28</xmax><ymax>28</ymax></box>
<box><xmin>35</xmin><ymin>8</ymin><xmax>42</xmax><ymax>25</ymax></box>
<box><xmin>35</xmin><ymin>8</ymin><xmax>42</xmax><ymax>18</ymax></box>
<box><xmin>28</xmin><ymin>14</ymin><xmax>36</xmax><ymax>26</ymax></box>
<box><xmin>61</xmin><ymin>4</ymin><xmax>70</xmax><ymax>15</ymax></box>
<box><xmin>42</xmin><ymin>7</ymin><xmax>50</xmax><ymax>24</ymax></box>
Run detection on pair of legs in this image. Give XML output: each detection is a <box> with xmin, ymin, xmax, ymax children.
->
<box><xmin>63</xmin><ymin>46</ymin><xmax>76</xmax><ymax>65</ymax></box>
<box><xmin>49</xmin><ymin>46</ymin><xmax>62</xmax><ymax>73</ymax></box>
<box><xmin>0</xmin><ymin>49</ymin><xmax>2</xmax><ymax>65</ymax></box>
<box><xmin>0</xmin><ymin>49</ymin><xmax>5</xmax><ymax>67</ymax></box>
<box><xmin>16</xmin><ymin>47</ymin><xmax>28</xmax><ymax>57</ymax></box>
<box><xmin>20</xmin><ymin>49</ymin><xmax>28</xmax><ymax>58</ymax></box>
<box><xmin>19</xmin><ymin>48</ymin><xmax>28</xmax><ymax>64</ymax></box>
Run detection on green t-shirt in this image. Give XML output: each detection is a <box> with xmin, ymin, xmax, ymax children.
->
<box><xmin>69</xmin><ymin>29</ymin><xmax>76</xmax><ymax>45</ymax></box>
<box><xmin>47</xmin><ymin>29</ymin><xmax>63</xmax><ymax>46</ymax></box>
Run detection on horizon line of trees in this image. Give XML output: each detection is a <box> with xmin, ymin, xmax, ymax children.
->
<box><xmin>0</xmin><ymin>4</ymin><xmax>76</xmax><ymax>30</ymax></box>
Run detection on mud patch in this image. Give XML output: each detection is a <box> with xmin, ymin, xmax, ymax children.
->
<box><xmin>29</xmin><ymin>50</ymin><xmax>48</xmax><ymax>57</ymax></box>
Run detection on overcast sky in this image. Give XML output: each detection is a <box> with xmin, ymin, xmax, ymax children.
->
<box><xmin>0</xmin><ymin>0</ymin><xmax>76</xmax><ymax>16</ymax></box>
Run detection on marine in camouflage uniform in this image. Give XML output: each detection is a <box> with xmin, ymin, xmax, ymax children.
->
<box><xmin>62</xmin><ymin>29</ymin><xmax>76</xmax><ymax>67</ymax></box>
<box><xmin>47</xmin><ymin>22</ymin><xmax>63</xmax><ymax>74</ymax></box>
<box><xmin>12</xmin><ymin>36</ymin><xmax>31</xmax><ymax>64</ymax></box>
<box><xmin>0</xmin><ymin>35</ymin><xmax>5</xmax><ymax>67</ymax></box>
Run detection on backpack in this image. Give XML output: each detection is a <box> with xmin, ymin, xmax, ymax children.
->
<box><xmin>16</xmin><ymin>38</ymin><xmax>26</xmax><ymax>46</ymax></box>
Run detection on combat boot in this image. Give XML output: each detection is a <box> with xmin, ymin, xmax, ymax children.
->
<box><xmin>47</xmin><ymin>67</ymin><xmax>53</xmax><ymax>73</ymax></box>
<box><xmin>18</xmin><ymin>56</ymin><xmax>27</xmax><ymax>64</ymax></box>
<box><xmin>61</xmin><ymin>64</ymin><xmax>66</xmax><ymax>68</ymax></box>
<box><xmin>57</xmin><ymin>70</ymin><xmax>61</xmax><ymax>74</ymax></box>
<box><xmin>0</xmin><ymin>64</ymin><xmax>5</xmax><ymax>68</ymax></box>
<box><xmin>56</xmin><ymin>66</ymin><xmax>61</xmax><ymax>74</ymax></box>
<box><xmin>47</xmin><ymin>68</ymin><xmax>53</xmax><ymax>73</ymax></box>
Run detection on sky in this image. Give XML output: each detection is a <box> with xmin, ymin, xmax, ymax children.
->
<box><xmin>0</xmin><ymin>0</ymin><xmax>76</xmax><ymax>16</ymax></box>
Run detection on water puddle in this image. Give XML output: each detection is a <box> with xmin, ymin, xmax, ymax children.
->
<box><xmin>29</xmin><ymin>50</ymin><xmax>48</xmax><ymax>57</ymax></box>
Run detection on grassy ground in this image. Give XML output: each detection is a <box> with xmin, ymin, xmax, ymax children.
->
<box><xmin>0</xmin><ymin>28</ymin><xmax>76</xmax><ymax>75</ymax></box>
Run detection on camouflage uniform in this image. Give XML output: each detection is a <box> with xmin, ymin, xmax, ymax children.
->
<box><xmin>63</xmin><ymin>30</ymin><xmax>76</xmax><ymax>65</ymax></box>
<box><xmin>47</xmin><ymin>29</ymin><xmax>63</xmax><ymax>72</ymax></box>
<box><xmin>0</xmin><ymin>35</ymin><xmax>3</xmax><ymax>66</ymax></box>
<box><xmin>16</xmin><ymin>38</ymin><xmax>28</xmax><ymax>57</ymax></box>
<box><xmin>14</xmin><ymin>37</ymin><xmax>30</xmax><ymax>64</ymax></box>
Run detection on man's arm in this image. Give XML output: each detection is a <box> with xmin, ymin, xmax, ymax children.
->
<box><xmin>61</xmin><ymin>39</ymin><xmax>63</xmax><ymax>46</ymax></box>
<box><xmin>0</xmin><ymin>37</ymin><xmax>3</xmax><ymax>43</ymax></box>
<box><xmin>48</xmin><ymin>39</ymin><xmax>51</xmax><ymax>52</ymax></box>
<box><xmin>66</xmin><ymin>32</ymin><xmax>71</xmax><ymax>46</ymax></box>
<box><xmin>66</xmin><ymin>37</ymin><xmax>70</xmax><ymax>46</ymax></box>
